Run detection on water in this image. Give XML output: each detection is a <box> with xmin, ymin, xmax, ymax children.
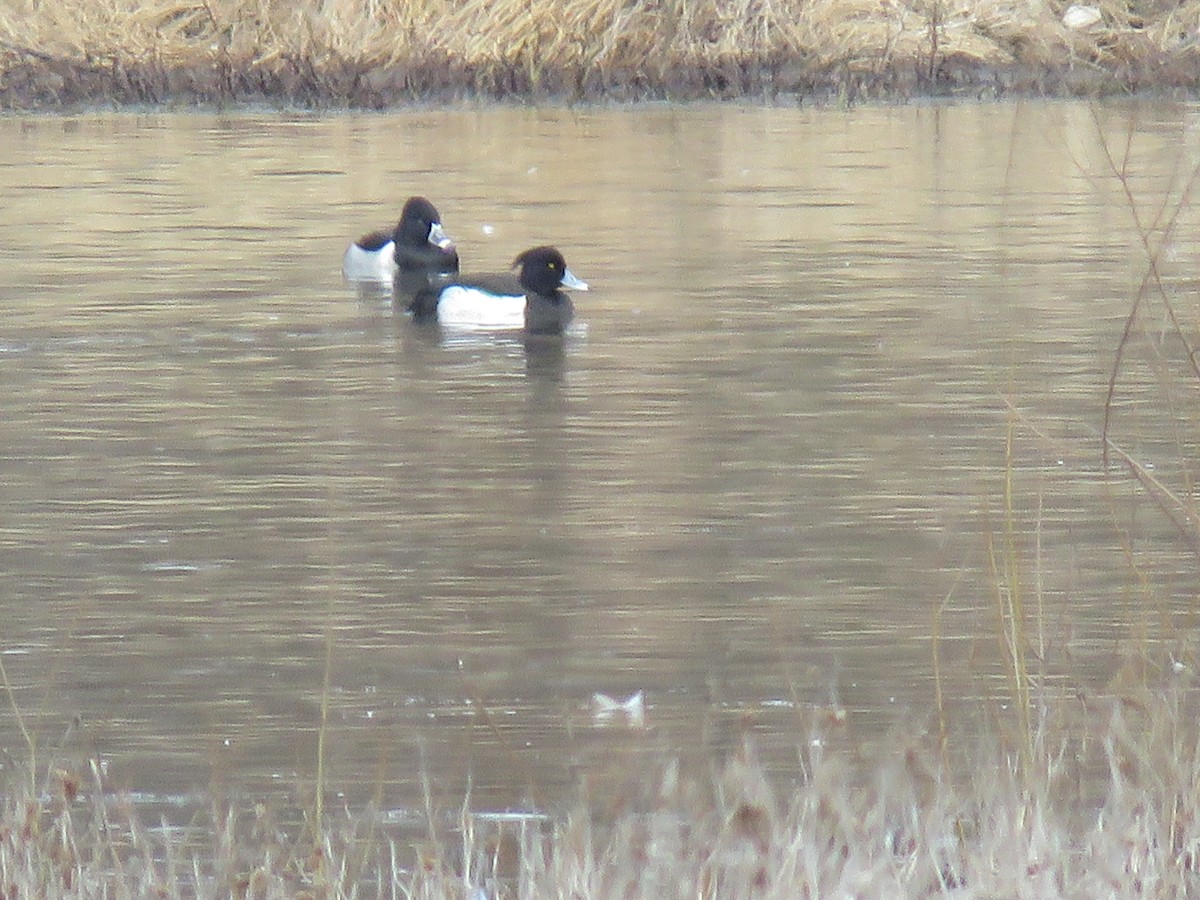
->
<box><xmin>1</xmin><ymin>102</ymin><xmax>1198</xmax><ymax>825</ymax></box>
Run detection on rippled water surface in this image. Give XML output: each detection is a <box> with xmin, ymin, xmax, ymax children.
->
<box><xmin>2</xmin><ymin>102</ymin><xmax>1199</xmax><ymax>824</ymax></box>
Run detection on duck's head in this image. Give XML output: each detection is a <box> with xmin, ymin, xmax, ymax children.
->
<box><xmin>513</xmin><ymin>246</ymin><xmax>588</xmax><ymax>297</ymax></box>
<box><xmin>397</xmin><ymin>196</ymin><xmax>455</xmax><ymax>251</ymax></box>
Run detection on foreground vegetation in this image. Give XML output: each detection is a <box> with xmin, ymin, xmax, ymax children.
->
<box><xmin>3</xmin><ymin>666</ymin><xmax>1200</xmax><ymax>898</ymax></box>
<box><xmin>1</xmin><ymin>0</ymin><xmax>1199</xmax><ymax>107</ymax></box>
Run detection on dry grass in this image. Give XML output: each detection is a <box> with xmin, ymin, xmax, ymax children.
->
<box><xmin>1</xmin><ymin>0</ymin><xmax>1200</xmax><ymax>106</ymax></box>
<box><xmin>4</xmin><ymin>666</ymin><xmax>1200</xmax><ymax>898</ymax></box>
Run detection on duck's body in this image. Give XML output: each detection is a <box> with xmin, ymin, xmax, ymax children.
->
<box><xmin>343</xmin><ymin>196</ymin><xmax>458</xmax><ymax>283</ymax></box>
<box><xmin>409</xmin><ymin>246</ymin><xmax>587</xmax><ymax>335</ymax></box>
<box><xmin>342</xmin><ymin>229</ymin><xmax>400</xmax><ymax>282</ymax></box>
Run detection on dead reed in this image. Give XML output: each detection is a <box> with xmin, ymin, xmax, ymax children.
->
<box><xmin>3</xmin><ymin>664</ymin><xmax>1200</xmax><ymax>898</ymax></box>
<box><xmin>2</xmin><ymin>0</ymin><xmax>1200</xmax><ymax>107</ymax></box>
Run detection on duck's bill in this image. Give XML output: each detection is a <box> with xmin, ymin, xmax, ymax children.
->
<box><xmin>428</xmin><ymin>222</ymin><xmax>455</xmax><ymax>250</ymax></box>
<box><xmin>561</xmin><ymin>268</ymin><xmax>588</xmax><ymax>291</ymax></box>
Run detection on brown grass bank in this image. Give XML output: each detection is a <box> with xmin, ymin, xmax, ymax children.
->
<box><xmin>1</xmin><ymin>0</ymin><xmax>1199</xmax><ymax>108</ymax></box>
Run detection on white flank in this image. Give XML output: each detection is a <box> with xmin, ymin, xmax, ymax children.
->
<box><xmin>342</xmin><ymin>241</ymin><xmax>396</xmax><ymax>282</ymax></box>
<box><xmin>437</xmin><ymin>285</ymin><xmax>525</xmax><ymax>331</ymax></box>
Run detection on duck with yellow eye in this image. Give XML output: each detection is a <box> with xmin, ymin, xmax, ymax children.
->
<box><xmin>408</xmin><ymin>246</ymin><xmax>588</xmax><ymax>335</ymax></box>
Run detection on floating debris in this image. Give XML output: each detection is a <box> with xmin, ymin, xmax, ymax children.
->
<box><xmin>1062</xmin><ymin>4</ymin><xmax>1102</xmax><ymax>30</ymax></box>
<box><xmin>591</xmin><ymin>691</ymin><xmax>646</xmax><ymax>728</ymax></box>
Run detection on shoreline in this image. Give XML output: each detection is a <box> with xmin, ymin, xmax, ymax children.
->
<box><xmin>3</xmin><ymin>1</ymin><xmax>1199</xmax><ymax>110</ymax></box>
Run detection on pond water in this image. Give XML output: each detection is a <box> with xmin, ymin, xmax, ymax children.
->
<box><xmin>1</xmin><ymin>101</ymin><xmax>1198</xmax><ymax>828</ymax></box>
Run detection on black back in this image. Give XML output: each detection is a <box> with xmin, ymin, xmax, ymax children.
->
<box><xmin>355</xmin><ymin>229</ymin><xmax>393</xmax><ymax>252</ymax></box>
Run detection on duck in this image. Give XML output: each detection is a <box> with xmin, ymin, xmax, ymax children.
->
<box><xmin>342</xmin><ymin>196</ymin><xmax>459</xmax><ymax>283</ymax></box>
<box><xmin>408</xmin><ymin>246</ymin><xmax>588</xmax><ymax>335</ymax></box>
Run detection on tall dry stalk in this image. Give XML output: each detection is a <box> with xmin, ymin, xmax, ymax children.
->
<box><xmin>0</xmin><ymin>651</ymin><xmax>37</xmax><ymax>794</ymax></box>
<box><xmin>984</xmin><ymin>413</ymin><xmax>1034</xmax><ymax>780</ymax></box>
<box><xmin>924</xmin><ymin>0</ymin><xmax>943</xmax><ymax>83</ymax></box>
<box><xmin>1096</xmin><ymin>107</ymin><xmax>1200</xmax><ymax>570</ymax></box>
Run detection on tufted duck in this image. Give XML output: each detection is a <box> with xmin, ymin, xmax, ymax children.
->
<box><xmin>343</xmin><ymin>196</ymin><xmax>459</xmax><ymax>283</ymax></box>
<box><xmin>408</xmin><ymin>246</ymin><xmax>588</xmax><ymax>335</ymax></box>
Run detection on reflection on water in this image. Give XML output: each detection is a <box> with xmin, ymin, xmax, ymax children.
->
<box><xmin>0</xmin><ymin>102</ymin><xmax>1198</xmax><ymax>824</ymax></box>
